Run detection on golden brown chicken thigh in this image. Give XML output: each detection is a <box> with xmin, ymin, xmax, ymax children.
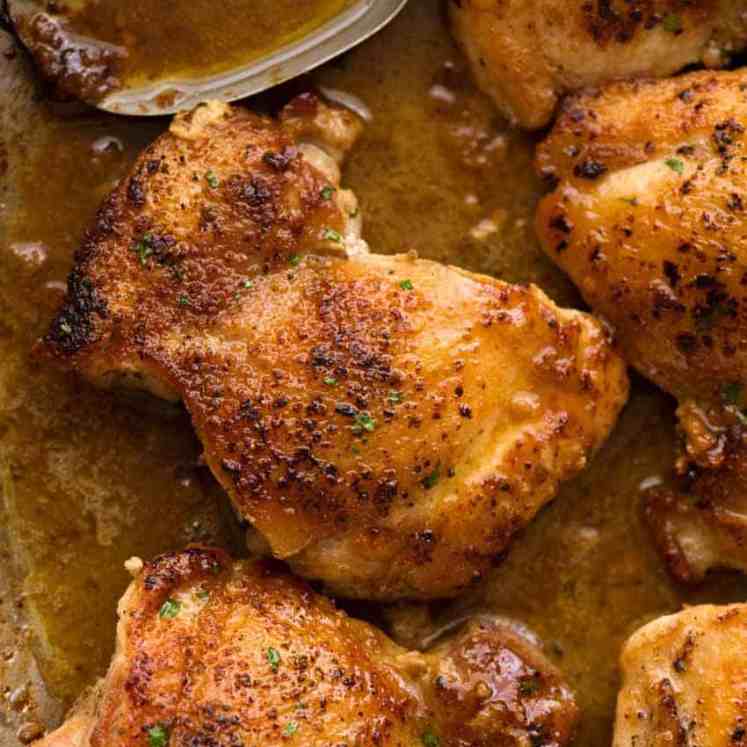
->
<box><xmin>40</xmin><ymin>95</ymin><xmax>628</xmax><ymax>601</ymax></box>
<box><xmin>34</xmin><ymin>548</ymin><xmax>579</xmax><ymax>747</ymax></box>
<box><xmin>450</xmin><ymin>0</ymin><xmax>747</xmax><ymax>129</ymax></box>
<box><xmin>536</xmin><ymin>68</ymin><xmax>747</xmax><ymax>583</ymax></box>
<box><xmin>613</xmin><ymin>604</ymin><xmax>747</xmax><ymax>747</ymax></box>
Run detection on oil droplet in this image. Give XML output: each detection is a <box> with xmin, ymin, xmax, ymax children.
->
<box><xmin>92</xmin><ymin>135</ymin><xmax>124</xmax><ymax>154</ymax></box>
<box><xmin>429</xmin><ymin>84</ymin><xmax>455</xmax><ymax>105</ymax></box>
<box><xmin>639</xmin><ymin>475</ymin><xmax>663</xmax><ymax>492</ymax></box>
<box><xmin>10</xmin><ymin>242</ymin><xmax>48</xmax><ymax>269</ymax></box>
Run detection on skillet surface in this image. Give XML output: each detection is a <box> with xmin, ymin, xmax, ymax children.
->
<box><xmin>2</xmin><ymin>3</ymin><xmax>747</xmax><ymax>744</ymax></box>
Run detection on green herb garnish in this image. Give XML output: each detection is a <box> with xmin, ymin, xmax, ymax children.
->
<box><xmin>722</xmin><ymin>382</ymin><xmax>744</xmax><ymax>406</ymax></box>
<box><xmin>147</xmin><ymin>725</ymin><xmax>170</xmax><ymax>747</ymax></box>
<box><xmin>353</xmin><ymin>412</ymin><xmax>376</xmax><ymax>434</ymax></box>
<box><xmin>159</xmin><ymin>599</ymin><xmax>181</xmax><ymax>619</ymax></box>
<box><xmin>388</xmin><ymin>390</ymin><xmax>403</xmax><ymax>404</ymax></box>
<box><xmin>283</xmin><ymin>722</ymin><xmax>299</xmax><ymax>737</ymax></box>
<box><xmin>289</xmin><ymin>254</ymin><xmax>302</xmax><ymax>267</ymax></box>
<box><xmin>322</xmin><ymin>228</ymin><xmax>343</xmax><ymax>243</ymax></box>
<box><xmin>321</xmin><ymin>186</ymin><xmax>336</xmax><ymax>200</ymax></box>
<box><xmin>696</xmin><ymin>300</ymin><xmax>729</xmax><ymax>331</ymax></box>
<box><xmin>205</xmin><ymin>170</ymin><xmax>220</xmax><ymax>188</ymax></box>
<box><xmin>177</xmin><ymin>295</ymin><xmax>190</xmax><ymax>306</ymax></box>
<box><xmin>662</xmin><ymin>13</ymin><xmax>683</xmax><ymax>33</ymax></box>
<box><xmin>519</xmin><ymin>675</ymin><xmax>540</xmax><ymax>696</ymax></box>
<box><xmin>399</xmin><ymin>279</ymin><xmax>414</xmax><ymax>291</ymax></box>
<box><xmin>324</xmin><ymin>376</ymin><xmax>337</xmax><ymax>386</ymax></box>
<box><xmin>132</xmin><ymin>233</ymin><xmax>154</xmax><ymax>266</ymax></box>
<box><xmin>267</xmin><ymin>647</ymin><xmax>281</xmax><ymax>672</ymax></box>
<box><xmin>421</xmin><ymin>729</ymin><xmax>440</xmax><ymax>747</ymax></box>
<box><xmin>422</xmin><ymin>467</ymin><xmax>440</xmax><ymax>490</ymax></box>
<box><xmin>243</xmin><ymin>279</ymin><xmax>254</xmax><ymax>289</ymax></box>
<box><xmin>665</xmin><ymin>158</ymin><xmax>684</xmax><ymax>175</ymax></box>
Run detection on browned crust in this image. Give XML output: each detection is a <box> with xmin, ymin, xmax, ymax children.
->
<box><xmin>41</xmin><ymin>98</ymin><xmax>348</xmax><ymax>364</ymax></box>
<box><xmin>38</xmin><ymin>98</ymin><xmax>628</xmax><ymax>600</ymax></box>
<box><xmin>578</xmin><ymin>0</ymin><xmax>714</xmax><ymax>46</ymax></box>
<box><xmin>36</xmin><ymin>550</ymin><xmax>579</xmax><ymax>747</ymax></box>
<box><xmin>536</xmin><ymin>69</ymin><xmax>747</xmax><ymax>409</ymax></box>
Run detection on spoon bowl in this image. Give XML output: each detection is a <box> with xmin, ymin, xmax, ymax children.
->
<box><xmin>7</xmin><ymin>0</ymin><xmax>408</xmax><ymax>115</ymax></box>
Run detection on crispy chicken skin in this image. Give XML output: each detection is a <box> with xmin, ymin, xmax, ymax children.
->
<box><xmin>535</xmin><ymin>69</ymin><xmax>747</xmax><ymax>425</ymax></box>
<box><xmin>613</xmin><ymin>604</ymin><xmax>747</xmax><ymax>747</ymax></box>
<box><xmin>449</xmin><ymin>0</ymin><xmax>747</xmax><ymax>129</ymax></box>
<box><xmin>39</xmin><ymin>96</ymin><xmax>629</xmax><ymax>601</ymax></box>
<box><xmin>34</xmin><ymin>548</ymin><xmax>579</xmax><ymax>747</ymax></box>
<box><xmin>535</xmin><ymin>69</ymin><xmax>747</xmax><ymax>583</ymax></box>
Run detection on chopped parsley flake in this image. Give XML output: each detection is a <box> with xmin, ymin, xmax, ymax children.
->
<box><xmin>132</xmin><ymin>233</ymin><xmax>154</xmax><ymax>266</ymax></box>
<box><xmin>388</xmin><ymin>390</ymin><xmax>403</xmax><ymax>404</ymax></box>
<box><xmin>147</xmin><ymin>724</ymin><xmax>170</xmax><ymax>747</ymax></box>
<box><xmin>243</xmin><ymin>279</ymin><xmax>254</xmax><ymax>289</ymax></box>
<box><xmin>283</xmin><ymin>722</ymin><xmax>299</xmax><ymax>737</ymax></box>
<box><xmin>267</xmin><ymin>647</ymin><xmax>281</xmax><ymax>672</ymax></box>
<box><xmin>320</xmin><ymin>186</ymin><xmax>336</xmax><ymax>200</ymax></box>
<box><xmin>722</xmin><ymin>382</ymin><xmax>744</xmax><ymax>407</ymax></box>
<box><xmin>353</xmin><ymin>412</ymin><xmax>376</xmax><ymax>434</ymax></box>
<box><xmin>421</xmin><ymin>729</ymin><xmax>440</xmax><ymax>747</ymax></box>
<box><xmin>399</xmin><ymin>279</ymin><xmax>414</xmax><ymax>291</ymax></box>
<box><xmin>519</xmin><ymin>675</ymin><xmax>540</xmax><ymax>696</ymax></box>
<box><xmin>159</xmin><ymin>599</ymin><xmax>181</xmax><ymax>619</ymax></box>
<box><xmin>58</xmin><ymin>321</ymin><xmax>72</xmax><ymax>336</ymax></box>
<box><xmin>696</xmin><ymin>300</ymin><xmax>729</xmax><ymax>331</ymax></box>
<box><xmin>178</xmin><ymin>295</ymin><xmax>190</xmax><ymax>306</ymax></box>
<box><xmin>665</xmin><ymin>158</ymin><xmax>684</xmax><ymax>175</ymax></box>
<box><xmin>205</xmin><ymin>170</ymin><xmax>220</xmax><ymax>188</ymax></box>
<box><xmin>196</xmin><ymin>590</ymin><xmax>210</xmax><ymax>601</ymax></box>
<box><xmin>662</xmin><ymin>13</ymin><xmax>683</xmax><ymax>33</ymax></box>
<box><xmin>289</xmin><ymin>254</ymin><xmax>302</xmax><ymax>267</ymax></box>
<box><xmin>209</xmin><ymin>560</ymin><xmax>222</xmax><ymax>575</ymax></box>
<box><xmin>324</xmin><ymin>376</ymin><xmax>337</xmax><ymax>386</ymax></box>
<box><xmin>422</xmin><ymin>467</ymin><xmax>440</xmax><ymax>490</ymax></box>
<box><xmin>322</xmin><ymin>228</ymin><xmax>343</xmax><ymax>243</ymax></box>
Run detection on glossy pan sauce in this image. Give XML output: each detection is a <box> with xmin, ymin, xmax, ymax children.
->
<box><xmin>2</xmin><ymin>2</ymin><xmax>747</xmax><ymax>745</ymax></box>
<box><xmin>12</xmin><ymin>0</ymin><xmax>351</xmax><ymax>100</ymax></box>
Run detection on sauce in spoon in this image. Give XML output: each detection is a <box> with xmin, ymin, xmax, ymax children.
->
<box><xmin>12</xmin><ymin>0</ymin><xmax>352</xmax><ymax>103</ymax></box>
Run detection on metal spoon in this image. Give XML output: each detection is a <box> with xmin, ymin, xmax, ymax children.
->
<box><xmin>6</xmin><ymin>0</ymin><xmax>407</xmax><ymax>116</ymax></box>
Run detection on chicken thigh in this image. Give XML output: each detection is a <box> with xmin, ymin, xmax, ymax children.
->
<box><xmin>34</xmin><ymin>548</ymin><xmax>580</xmax><ymax>747</ymax></box>
<box><xmin>40</xmin><ymin>95</ymin><xmax>629</xmax><ymax>601</ymax></box>
<box><xmin>449</xmin><ymin>0</ymin><xmax>747</xmax><ymax>129</ymax></box>
<box><xmin>536</xmin><ymin>69</ymin><xmax>747</xmax><ymax>583</ymax></box>
<box><xmin>613</xmin><ymin>604</ymin><xmax>747</xmax><ymax>747</ymax></box>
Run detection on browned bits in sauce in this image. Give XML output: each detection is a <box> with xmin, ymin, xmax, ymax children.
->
<box><xmin>17</xmin><ymin>0</ymin><xmax>352</xmax><ymax>101</ymax></box>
